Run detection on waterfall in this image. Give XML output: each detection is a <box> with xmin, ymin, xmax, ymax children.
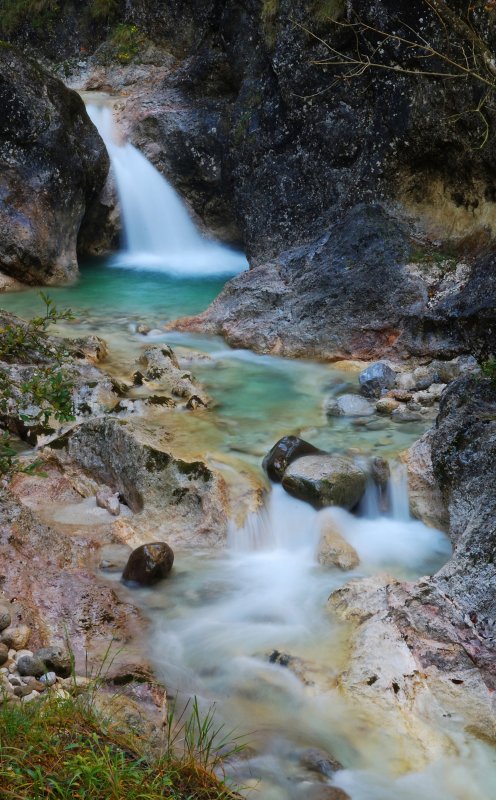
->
<box><xmin>230</xmin><ymin>464</ymin><xmax>451</xmax><ymax>573</ymax></box>
<box><xmin>86</xmin><ymin>104</ymin><xmax>248</xmax><ymax>277</ymax></box>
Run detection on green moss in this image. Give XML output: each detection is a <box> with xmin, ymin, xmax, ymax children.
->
<box><xmin>307</xmin><ymin>0</ymin><xmax>345</xmax><ymax>23</ymax></box>
<box><xmin>0</xmin><ymin>0</ymin><xmax>59</xmax><ymax>35</ymax></box>
<box><xmin>261</xmin><ymin>0</ymin><xmax>279</xmax><ymax>47</ymax></box>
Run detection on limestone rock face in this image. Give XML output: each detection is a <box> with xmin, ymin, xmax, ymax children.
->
<box><xmin>431</xmin><ymin>375</ymin><xmax>496</xmax><ymax>617</ymax></box>
<box><xmin>282</xmin><ymin>455</ymin><xmax>367</xmax><ymax>510</ymax></box>
<box><xmin>49</xmin><ymin>417</ymin><xmax>229</xmax><ymax>547</ymax></box>
<box><xmin>262</xmin><ymin>435</ymin><xmax>322</xmax><ymax>482</ymax></box>
<box><xmin>122</xmin><ymin>542</ymin><xmax>174</xmax><ymax>586</ymax></box>
<box><xmin>0</xmin><ymin>45</ymin><xmax>108</xmax><ymax>285</ymax></box>
<box><xmin>402</xmin><ymin>430</ymin><xmax>448</xmax><ymax>531</ymax></box>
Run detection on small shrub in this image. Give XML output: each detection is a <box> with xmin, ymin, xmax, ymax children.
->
<box><xmin>481</xmin><ymin>357</ymin><xmax>496</xmax><ymax>385</ymax></box>
<box><xmin>0</xmin><ymin>293</ymin><xmax>75</xmax><ymax>479</ymax></box>
<box><xmin>110</xmin><ymin>22</ymin><xmax>143</xmax><ymax>64</ymax></box>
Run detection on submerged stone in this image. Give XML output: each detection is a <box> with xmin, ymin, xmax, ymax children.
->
<box><xmin>122</xmin><ymin>542</ymin><xmax>174</xmax><ymax>587</ymax></box>
<box><xmin>262</xmin><ymin>436</ymin><xmax>322</xmax><ymax>482</ymax></box>
<box><xmin>325</xmin><ymin>393</ymin><xmax>375</xmax><ymax>417</ymax></box>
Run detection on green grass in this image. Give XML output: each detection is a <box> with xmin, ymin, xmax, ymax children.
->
<box><xmin>0</xmin><ymin>692</ymin><xmax>242</xmax><ymax>799</ymax></box>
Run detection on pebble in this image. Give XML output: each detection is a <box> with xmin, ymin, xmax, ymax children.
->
<box><xmin>8</xmin><ymin>676</ymin><xmax>21</xmax><ymax>686</ymax></box>
<box><xmin>0</xmin><ymin>667</ymin><xmax>8</xmax><ymax>674</ymax></box>
<box><xmin>1</xmin><ymin>625</ymin><xmax>31</xmax><ymax>650</ymax></box>
<box><xmin>21</xmin><ymin>690</ymin><xmax>39</xmax><ymax>703</ymax></box>
<box><xmin>39</xmin><ymin>671</ymin><xmax>57</xmax><ymax>686</ymax></box>
<box><xmin>14</xmin><ymin>649</ymin><xmax>34</xmax><ymax>660</ymax></box>
<box><xmin>0</xmin><ymin>643</ymin><xmax>9</xmax><ymax>666</ymax></box>
<box><xmin>0</xmin><ymin>606</ymin><xmax>11</xmax><ymax>632</ymax></box>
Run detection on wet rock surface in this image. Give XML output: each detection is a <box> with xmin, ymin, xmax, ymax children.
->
<box><xmin>262</xmin><ymin>435</ymin><xmax>322</xmax><ymax>482</ymax></box>
<box><xmin>122</xmin><ymin>542</ymin><xmax>174</xmax><ymax>586</ymax></box>
<box><xmin>282</xmin><ymin>454</ymin><xmax>367</xmax><ymax>510</ymax></box>
<box><xmin>0</xmin><ymin>45</ymin><xmax>108</xmax><ymax>285</ymax></box>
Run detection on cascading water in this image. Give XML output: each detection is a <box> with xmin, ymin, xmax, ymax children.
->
<box><xmin>86</xmin><ymin>104</ymin><xmax>248</xmax><ymax>277</ymax></box>
<box><xmin>142</xmin><ymin>472</ymin><xmax>463</xmax><ymax>799</ymax></box>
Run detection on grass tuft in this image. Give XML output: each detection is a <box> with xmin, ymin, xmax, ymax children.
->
<box><xmin>0</xmin><ymin>690</ymin><xmax>242</xmax><ymax>799</ymax></box>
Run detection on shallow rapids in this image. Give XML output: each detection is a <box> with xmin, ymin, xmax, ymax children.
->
<box><xmin>2</xmin><ymin>264</ymin><xmax>495</xmax><ymax>799</ymax></box>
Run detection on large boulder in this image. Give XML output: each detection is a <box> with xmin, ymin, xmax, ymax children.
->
<box><xmin>122</xmin><ymin>542</ymin><xmax>174</xmax><ymax>586</ymax></box>
<box><xmin>262</xmin><ymin>435</ymin><xmax>322</xmax><ymax>482</ymax></box>
<box><xmin>282</xmin><ymin>454</ymin><xmax>367</xmax><ymax>510</ymax></box>
<box><xmin>0</xmin><ymin>45</ymin><xmax>108</xmax><ymax>285</ymax></box>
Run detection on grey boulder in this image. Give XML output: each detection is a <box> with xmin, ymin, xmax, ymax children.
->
<box><xmin>359</xmin><ymin>363</ymin><xmax>396</xmax><ymax>398</ymax></box>
<box><xmin>282</xmin><ymin>455</ymin><xmax>367</xmax><ymax>510</ymax></box>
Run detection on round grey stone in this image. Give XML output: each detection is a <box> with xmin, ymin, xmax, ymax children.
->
<box><xmin>16</xmin><ymin>655</ymin><xmax>46</xmax><ymax>678</ymax></box>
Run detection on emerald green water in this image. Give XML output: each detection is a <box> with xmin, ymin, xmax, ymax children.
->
<box><xmin>0</xmin><ymin>258</ymin><xmax>428</xmax><ymax>463</ymax></box>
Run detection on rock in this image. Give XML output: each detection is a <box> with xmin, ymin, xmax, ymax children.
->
<box><xmin>370</xmin><ymin>457</ymin><xmax>390</xmax><ymax>488</ymax></box>
<box><xmin>70</xmin><ymin>335</ymin><xmax>109</xmax><ymax>364</ymax></box>
<box><xmin>14</xmin><ymin>685</ymin><xmax>35</xmax><ymax>698</ymax></box>
<box><xmin>298</xmin><ymin>748</ymin><xmax>342</xmax><ymax>777</ymax></box>
<box><xmin>304</xmin><ymin>788</ymin><xmax>351</xmax><ymax>800</ymax></box>
<box><xmin>317</xmin><ymin>518</ymin><xmax>359</xmax><ymax>570</ymax></box>
<box><xmin>0</xmin><ymin>45</ymin><xmax>108</xmax><ymax>285</ymax></box>
<box><xmin>0</xmin><ymin>625</ymin><xmax>30</xmax><ymax>650</ymax></box>
<box><xmin>34</xmin><ymin>646</ymin><xmax>72</xmax><ymax>678</ymax></box>
<box><xmin>359</xmin><ymin>363</ymin><xmax>397</xmax><ymax>398</ymax></box>
<box><xmin>47</xmin><ymin>417</ymin><xmax>229</xmax><ymax>547</ymax></box>
<box><xmin>96</xmin><ymin>486</ymin><xmax>120</xmax><ymax>517</ymax></box>
<box><xmin>387</xmin><ymin>388</ymin><xmax>413</xmax><ymax>402</ymax></box>
<box><xmin>282</xmin><ymin>455</ymin><xmax>366</xmax><ymax>510</ymax></box>
<box><xmin>394</xmin><ymin>373</ymin><xmax>417</xmax><ymax>392</ymax></box>
<box><xmin>391</xmin><ymin>407</ymin><xmax>423</xmax><ymax>423</ymax></box>
<box><xmin>262</xmin><ymin>436</ymin><xmax>322</xmax><ymax>482</ymax></box>
<box><xmin>376</xmin><ymin>397</ymin><xmax>399</xmax><ymax>415</ymax></box>
<box><xmin>21</xmin><ymin>690</ymin><xmax>40</xmax><ymax>703</ymax></box>
<box><xmin>325</xmin><ymin>394</ymin><xmax>375</xmax><ymax>417</ymax></box>
<box><xmin>137</xmin><ymin>345</ymin><xmax>208</xmax><ymax>406</ymax></box>
<box><xmin>39</xmin><ymin>671</ymin><xmax>57</xmax><ymax>686</ymax></box>
<box><xmin>0</xmin><ymin>643</ymin><xmax>9</xmax><ymax>666</ymax></box>
<box><xmin>16</xmin><ymin>655</ymin><xmax>46</xmax><ymax>678</ymax></box>
<box><xmin>122</xmin><ymin>542</ymin><xmax>174</xmax><ymax>586</ymax></box>
<box><xmin>0</xmin><ymin>606</ymin><xmax>11</xmax><ymax>632</ymax></box>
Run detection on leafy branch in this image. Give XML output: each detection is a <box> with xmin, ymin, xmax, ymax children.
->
<box><xmin>0</xmin><ymin>294</ymin><xmax>75</xmax><ymax>480</ymax></box>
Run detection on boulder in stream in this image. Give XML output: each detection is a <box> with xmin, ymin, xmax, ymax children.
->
<box><xmin>282</xmin><ymin>455</ymin><xmax>367</xmax><ymax>510</ymax></box>
<box><xmin>122</xmin><ymin>542</ymin><xmax>174</xmax><ymax>586</ymax></box>
<box><xmin>262</xmin><ymin>435</ymin><xmax>322</xmax><ymax>482</ymax></box>
<box><xmin>317</xmin><ymin>518</ymin><xmax>359</xmax><ymax>571</ymax></box>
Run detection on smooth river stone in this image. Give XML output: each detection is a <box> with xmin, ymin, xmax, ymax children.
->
<box><xmin>282</xmin><ymin>455</ymin><xmax>367</xmax><ymax>510</ymax></box>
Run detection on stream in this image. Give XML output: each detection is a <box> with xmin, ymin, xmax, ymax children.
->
<box><xmin>3</xmin><ymin>264</ymin><xmax>496</xmax><ymax>799</ymax></box>
<box><xmin>2</xmin><ymin>101</ymin><xmax>495</xmax><ymax>799</ymax></box>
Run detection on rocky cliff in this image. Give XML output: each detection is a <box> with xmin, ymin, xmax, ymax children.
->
<box><xmin>0</xmin><ymin>44</ymin><xmax>108</xmax><ymax>285</ymax></box>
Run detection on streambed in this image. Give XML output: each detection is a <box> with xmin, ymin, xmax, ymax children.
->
<box><xmin>3</xmin><ymin>262</ymin><xmax>495</xmax><ymax>799</ymax></box>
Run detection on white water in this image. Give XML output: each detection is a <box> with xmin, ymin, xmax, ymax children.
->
<box><xmin>140</xmin><ymin>474</ymin><xmax>479</xmax><ymax>799</ymax></box>
<box><xmin>86</xmin><ymin>104</ymin><xmax>248</xmax><ymax>277</ymax></box>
